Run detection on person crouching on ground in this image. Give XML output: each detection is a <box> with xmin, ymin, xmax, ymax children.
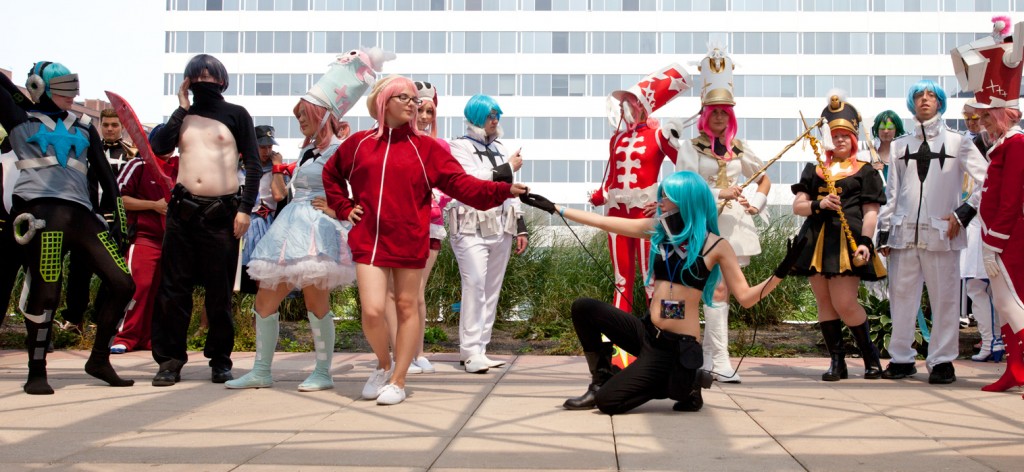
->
<box><xmin>520</xmin><ymin>171</ymin><xmax>804</xmax><ymax>414</ymax></box>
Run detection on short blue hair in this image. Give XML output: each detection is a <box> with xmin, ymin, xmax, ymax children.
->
<box><xmin>646</xmin><ymin>171</ymin><xmax>722</xmax><ymax>306</ymax></box>
<box><xmin>32</xmin><ymin>62</ymin><xmax>72</xmax><ymax>98</ymax></box>
<box><xmin>464</xmin><ymin>94</ymin><xmax>502</xmax><ymax>128</ymax></box>
<box><xmin>906</xmin><ymin>80</ymin><xmax>947</xmax><ymax>116</ymax></box>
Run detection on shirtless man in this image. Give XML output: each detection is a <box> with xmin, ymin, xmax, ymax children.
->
<box><xmin>148</xmin><ymin>54</ymin><xmax>262</xmax><ymax>386</ymax></box>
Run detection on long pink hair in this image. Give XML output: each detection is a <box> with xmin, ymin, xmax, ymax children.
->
<box><xmin>985</xmin><ymin>107</ymin><xmax>1022</xmax><ymax>138</ymax></box>
<box><xmin>419</xmin><ymin>100</ymin><xmax>438</xmax><ymax>138</ymax></box>
<box><xmin>825</xmin><ymin>129</ymin><xmax>858</xmax><ymax>166</ymax></box>
<box><xmin>367</xmin><ymin>75</ymin><xmax>423</xmax><ymax>139</ymax></box>
<box><xmin>697</xmin><ymin>104</ymin><xmax>738</xmax><ymax>159</ymax></box>
<box><xmin>293</xmin><ymin>99</ymin><xmax>345</xmax><ymax>152</ymax></box>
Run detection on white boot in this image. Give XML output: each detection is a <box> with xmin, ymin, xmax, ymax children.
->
<box><xmin>703</xmin><ymin>304</ymin><xmax>741</xmax><ymax>383</ymax></box>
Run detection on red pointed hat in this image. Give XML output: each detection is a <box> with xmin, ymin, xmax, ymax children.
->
<box><xmin>611</xmin><ymin>63</ymin><xmax>691</xmax><ymax>116</ymax></box>
<box><xmin>952</xmin><ymin>16</ymin><xmax>1024</xmax><ymax>109</ymax></box>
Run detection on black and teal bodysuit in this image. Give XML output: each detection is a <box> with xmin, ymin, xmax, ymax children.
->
<box><xmin>0</xmin><ymin>71</ymin><xmax>135</xmax><ymax>395</ymax></box>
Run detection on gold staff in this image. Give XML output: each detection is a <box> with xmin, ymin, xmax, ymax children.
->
<box><xmin>716</xmin><ymin>116</ymin><xmax>826</xmax><ymax>214</ymax></box>
<box><xmin>800</xmin><ymin>112</ymin><xmax>867</xmax><ymax>267</ymax></box>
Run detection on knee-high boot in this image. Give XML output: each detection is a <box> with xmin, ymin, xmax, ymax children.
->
<box><xmin>299</xmin><ymin>311</ymin><xmax>335</xmax><ymax>392</ymax></box>
<box><xmin>24</xmin><ymin>312</ymin><xmax>54</xmax><ymax>395</ymax></box>
<box><xmin>703</xmin><ymin>304</ymin><xmax>740</xmax><ymax>382</ymax></box>
<box><xmin>225</xmin><ymin>310</ymin><xmax>278</xmax><ymax>389</ymax></box>
<box><xmin>564</xmin><ymin>343</ymin><xmax>615</xmax><ymax>410</ymax></box>
<box><xmin>849</xmin><ymin>321</ymin><xmax>882</xmax><ymax>379</ymax></box>
<box><xmin>982</xmin><ymin>324</ymin><xmax>1024</xmax><ymax>392</ymax></box>
<box><xmin>820</xmin><ymin>319</ymin><xmax>848</xmax><ymax>382</ymax></box>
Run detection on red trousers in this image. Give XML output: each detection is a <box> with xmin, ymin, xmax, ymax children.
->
<box><xmin>606</xmin><ymin>206</ymin><xmax>652</xmax><ymax>313</ymax></box>
<box><xmin>112</xmin><ymin>238</ymin><xmax>162</xmax><ymax>351</ymax></box>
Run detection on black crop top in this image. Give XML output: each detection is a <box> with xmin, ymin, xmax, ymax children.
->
<box><xmin>652</xmin><ymin>238</ymin><xmax>722</xmax><ymax>291</ymax></box>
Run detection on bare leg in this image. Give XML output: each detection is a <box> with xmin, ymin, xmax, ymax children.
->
<box><xmin>253</xmin><ymin>283</ymin><xmax>294</xmax><ymax>318</ymax></box>
<box><xmin>417</xmin><ymin>249</ymin><xmax>439</xmax><ymax>357</ymax></box>
<box><xmin>391</xmin><ymin>267</ymin><xmax>425</xmax><ymax>389</ymax></box>
<box><xmin>356</xmin><ymin>264</ymin><xmax>393</xmax><ymax>370</ymax></box>
<box><xmin>383</xmin><ymin>273</ymin><xmax>398</xmax><ymax>354</ymax></box>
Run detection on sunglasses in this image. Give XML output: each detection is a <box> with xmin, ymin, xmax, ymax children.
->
<box><xmin>963</xmin><ymin>114</ymin><xmax>980</xmax><ymax>121</ymax></box>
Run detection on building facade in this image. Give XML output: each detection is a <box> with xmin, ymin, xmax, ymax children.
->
<box><xmin>162</xmin><ymin>0</ymin><xmax>1017</xmax><ymax>220</ymax></box>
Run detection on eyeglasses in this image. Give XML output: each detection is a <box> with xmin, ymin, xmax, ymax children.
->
<box><xmin>390</xmin><ymin>94</ymin><xmax>423</xmax><ymax>106</ymax></box>
<box><xmin>486</xmin><ymin>112</ymin><xmax>500</xmax><ymax>122</ymax></box>
<box><xmin>963</xmin><ymin>114</ymin><xmax>980</xmax><ymax>121</ymax></box>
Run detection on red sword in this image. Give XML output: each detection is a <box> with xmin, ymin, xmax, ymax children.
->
<box><xmin>105</xmin><ymin>91</ymin><xmax>174</xmax><ymax>199</ymax></box>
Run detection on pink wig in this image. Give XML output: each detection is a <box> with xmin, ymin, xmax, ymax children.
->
<box><xmin>984</xmin><ymin>107</ymin><xmax>1023</xmax><ymax>137</ymax></box>
<box><xmin>825</xmin><ymin>129</ymin><xmax>859</xmax><ymax>166</ymax></box>
<box><xmin>697</xmin><ymin>105</ymin><xmax>738</xmax><ymax>159</ymax></box>
<box><xmin>293</xmin><ymin>99</ymin><xmax>344</xmax><ymax>152</ymax></box>
<box><xmin>993</xmin><ymin>15</ymin><xmax>1013</xmax><ymax>37</ymax></box>
<box><xmin>419</xmin><ymin>100</ymin><xmax>438</xmax><ymax>138</ymax></box>
<box><xmin>367</xmin><ymin>75</ymin><xmax>423</xmax><ymax>139</ymax></box>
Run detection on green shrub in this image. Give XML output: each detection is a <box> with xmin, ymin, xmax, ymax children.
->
<box><xmin>728</xmin><ymin>210</ymin><xmax>806</xmax><ymax>325</ymax></box>
<box><xmin>423</xmin><ymin>325</ymin><xmax>448</xmax><ymax>344</ymax></box>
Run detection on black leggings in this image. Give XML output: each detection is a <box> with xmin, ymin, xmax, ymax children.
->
<box><xmin>571</xmin><ymin>297</ymin><xmax>702</xmax><ymax>415</ymax></box>
<box><xmin>14</xmin><ymin>198</ymin><xmax>134</xmax><ymax>359</ymax></box>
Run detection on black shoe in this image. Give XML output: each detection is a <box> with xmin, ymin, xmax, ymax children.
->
<box><xmin>881</xmin><ymin>362</ymin><xmax>917</xmax><ymax>380</ymax></box>
<box><xmin>152</xmin><ymin>369</ymin><xmax>181</xmax><ymax>387</ymax></box>
<box><xmin>673</xmin><ymin>388</ymin><xmax>704</xmax><ymax>412</ymax></box>
<box><xmin>928</xmin><ymin>362</ymin><xmax>956</xmax><ymax>384</ymax></box>
<box><xmin>211</xmin><ymin>369</ymin><xmax>233</xmax><ymax>383</ymax></box>
<box><xmin>563</xmin><ymin>385</ymin><xmax>599</xmax><ymax>410</ymax></box>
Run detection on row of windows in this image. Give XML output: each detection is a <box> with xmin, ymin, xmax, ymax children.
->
<box><xmin>168</xmin><ymin>0</ymin><xmax>1024</xmax><ymax>13</ymax></box>
<box><xmin>166</xmin><ymin>30</ymin><xmax>987</xmax><ymax>56</ymax></box>
<box><xmin>241</xmin><ymin>113</ymin><xmax>974</xmax><ymax>143</ymax></box>
<box><xmin>165</xmin><ymin>72</ymin><xmax>975</xmax><ymax>101</ymax></box>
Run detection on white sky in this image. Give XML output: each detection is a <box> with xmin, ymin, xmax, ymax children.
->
<box><xmin>0</xmin><ymin>0</ymin><xmax>165</xmax><ymax>123</ymax></box>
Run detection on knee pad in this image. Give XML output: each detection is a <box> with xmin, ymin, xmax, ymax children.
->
<box><xmin>38</xmin><ymin>231</ymin><xmax>63</xmax><ymax>283</ymax></box>
<box><xmin>97</xmin><ymin>231</ymin><xmax>129</xmax><ymax>274</ymax></box>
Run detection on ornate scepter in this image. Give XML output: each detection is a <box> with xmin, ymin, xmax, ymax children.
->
<box><xmin>800</xmin><ymin>112</ymin><xmax>867</xmax><ymax>267</ymax></box>
<box><xmin>716</xmin><ymin>116</ymin><xmax>826</xmax><ymax>215</ymax></box>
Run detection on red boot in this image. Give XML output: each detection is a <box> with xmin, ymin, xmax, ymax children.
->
<box><xmin>982</xmin><ymin>325</ymin><xmax>1024</xmax><ymax>392</ymax></box>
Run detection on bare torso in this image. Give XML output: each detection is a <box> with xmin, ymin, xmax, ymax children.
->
<box><xmin>650</xmin><ymin>280</ymin><xmax>705</xmax><ymax>340</ymax></box>
<box><xmin>176</xmin><ymin>115</ymin><xmax>240</xmax><ymax>196</ymax></box>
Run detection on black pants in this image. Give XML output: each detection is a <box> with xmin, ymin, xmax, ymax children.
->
<box><xmin>571</xmin><ymin>297</ymin><xmax>702</xmax><ymax>415</ymax></box>
<box><xmin>13</xmin><ymin>198</ymin><xmax>134</xmax><ymax>361</ymax></box>
<box><xmin>151</xmin><ymin>188</ymin><xmax>239</xmax><ymax>372</ymax></box>
<box><xmin>60</xmin><ymin>249</ymin><xmax>95</xmax><ymax>325</ymax></box>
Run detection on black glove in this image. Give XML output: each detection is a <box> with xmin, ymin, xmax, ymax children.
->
<box><xmin>774</xmin><ymin>236</ymin><xmax>807</xmax><ymax>279</ymax></box>
<box><xmin>855</xmin><ymin>234</ymin><xmax>874</xmax><ymax>254</ymax></box>
<box><xmin>520</xmin><ymin>192</ymin><xmax>556</xmax><ymax>214</ymax></box>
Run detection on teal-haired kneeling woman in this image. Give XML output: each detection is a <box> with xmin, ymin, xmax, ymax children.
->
<box><xmin>521</xmin><ymin>171</ymin><xmax>803</xmax><ymax>414</ymax></box>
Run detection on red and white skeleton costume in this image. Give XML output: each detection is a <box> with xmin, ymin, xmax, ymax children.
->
<box><xmin>590</xmin><ymin>64</ymin><xmax>691</xmax><ymax>313</ymax></box>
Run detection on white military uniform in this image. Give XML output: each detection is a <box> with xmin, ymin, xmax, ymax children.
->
<box><xmin>878</xmin><ymin>115</ymin><xmax>987</xmax><ymax>369</ymax></box>
<box><xmin>448</xmin><ymin>124</ymin><xmax>525</xmax><ymax>362</ymax></box>
<box><xmin>675</xmin><ymin>133</ymin><xmax>767</xmax><ymax>382</ymax></box>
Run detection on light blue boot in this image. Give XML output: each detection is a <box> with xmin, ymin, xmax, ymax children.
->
<box><xmin>226</xmin><ymin>311</ymin><xmax>279</xmax><ymax>389</ymax></box>
<box><xmin>298</xmin><ymin>311</ymin><xmax>335</xmax><ymax>392</ymax></box>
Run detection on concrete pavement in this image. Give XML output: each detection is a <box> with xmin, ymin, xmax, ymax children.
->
<box><xmin>0</xmin><ymin>351</ymin><xmax>1021</xmax><ymax>471</ymax></box>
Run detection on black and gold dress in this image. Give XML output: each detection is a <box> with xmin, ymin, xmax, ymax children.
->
<box><xmin>790</xmin><ymin>160</ymin><xmax>887</xmax><ymax>280</ymax></box>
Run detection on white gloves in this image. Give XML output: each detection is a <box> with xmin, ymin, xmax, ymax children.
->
<box><xmin>746</xmin><ymin>192</ymin><xmax>768</xmax><ymax>213</ymax></box>
<box><xmin>983</xmin><ymin>247</ymin><xmax>1001</xmax><ymax>279</ymax></box>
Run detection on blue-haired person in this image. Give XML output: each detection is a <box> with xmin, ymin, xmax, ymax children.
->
<box><xmin>876</xmin><ymin>79</ymin><xmax>988</xmax><ymax>384</ymax></box>
<box><xmin>520</xmin><ymin>171</ymin><xmax>804</xmax><ymax>414</ymax></box>
<box><xmin>447</xmin><ymin>94</ymin><xmax>528</xmax><ymax>374</ymax></box>
<box><xmin>0</xmin><ymin>62</ymin><xmax>136</xmax><ymax>394</ymax></box>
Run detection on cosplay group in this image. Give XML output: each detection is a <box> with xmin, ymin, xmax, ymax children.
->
<box><xmin>3</xmin><ymin>16</ymin><xmax>1024</xmax><ymax>413</ymax></box>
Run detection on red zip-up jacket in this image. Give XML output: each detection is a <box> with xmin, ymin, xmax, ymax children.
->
<box><xmin>323</xmin><ymin>124</ymin><xmax>513</xmax><ymax>268</ymax></box>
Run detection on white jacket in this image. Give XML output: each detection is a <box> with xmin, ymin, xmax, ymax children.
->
<box><xmin>877</xmin><ymin>115</ymin><xmax>987</xmax><ymax>251</ymax></box>
<box><xmin>447</xmin><ymin>124</ymin><xmax>525</xmax><ymax>237</ymax></box>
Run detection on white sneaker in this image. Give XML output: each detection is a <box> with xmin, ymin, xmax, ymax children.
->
<box><xmin>412</xmin><ymin>356</ymin><xmax>436</xmax><ymax>374</ymax></box>
<box><xmin>361</xmin><ymin>367</ymin><xmax>391</xmax><ymax>400</ymax></box>
<box><xmin>376</xmin><ymin>383</ymin><xmax>407</xmax><ymax>405</ymax></box>
<box><xmin>481</xmin><ymin>354</ymin><xmax>506</xmax><ymax>368</ymax></box>
<box><xmin>407</xmin><ymin>362</ymin><xmax>423</xmax><ymax>374</ymax></box>
<box><xmin>464</xmin><ymin>354</ymin><xmax>490</xmax><ymax>373</ymax></box>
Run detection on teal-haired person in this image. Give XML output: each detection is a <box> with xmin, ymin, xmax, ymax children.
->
<box><xmin>521</xmin><ymin>171</ymin><xmax>804</xmax><ymax>414</ymax></box>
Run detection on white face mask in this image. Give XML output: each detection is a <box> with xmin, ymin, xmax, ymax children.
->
<box><xmin>659</xmin><ymin>209</ymin><xmax>684</xmax><ymax>238</ymax></box>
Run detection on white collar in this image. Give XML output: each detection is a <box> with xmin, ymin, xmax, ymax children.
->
<box><xmin>912</xmin><ymin>115</ymin><xmax>944</xmax><ymax>141</ymax></box>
